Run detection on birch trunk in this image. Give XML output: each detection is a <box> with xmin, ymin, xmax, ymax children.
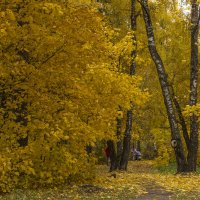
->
<box><xmin>140</xmin><ymin>0</ymin><xmax>188</xmax><ymax>172</ymax></box>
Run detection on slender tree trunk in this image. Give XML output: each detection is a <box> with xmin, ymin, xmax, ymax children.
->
<box><xmin>120</xmin><ymin>110</ymin><xmax>133</xmax><ymax>170</ymax></box>
<box><xmin>120</xmin><ymin>0</ymin><xmax>137</xmax><ymax>170</ymax></box>
<box><xmin>130</xmin><ymin>0</ymin><xmax>137</xmax><ymax>76</ymax></box>
<box><xmin>115</xmin><ymin>117</ymin><xmax>123</xmax><ymax>169</ymax></box>
<box><xmin>170</xmin><ymin>86</ymin><xmax>190</xmax><ymax>150</ymax></box>
<box><xmin>187</xmin><ymin>0</ymin><xmax>199</xmax><ymax>172</ymax></box>
<box><xmin>107</xmin><ymin>140</ymin><xmax>117</xmax><ymax>172</ymax></box>
<box><xmin>140</xmin><ymin>0</ymin><xmax>188</xmax><ymax>172</ymax></box>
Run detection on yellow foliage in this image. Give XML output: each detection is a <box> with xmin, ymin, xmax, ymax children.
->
<box><xmin>183</xmin><ymin>104</ymin><xmax>200</xmax><ymax>119</ymax></box>
<box><xmin>151</xmin><ymin>128</ymin><xmax>174</xmax><ymax>167</ymax></box>
<box><xmin>0</xmin><ymin>0</ymin><xmax>148</xmax><ymax>192</ymax></box>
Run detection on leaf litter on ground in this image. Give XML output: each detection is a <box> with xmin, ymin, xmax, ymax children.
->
<box><xmin>1</xmin><ymin>161</ymin><xmax>200</xmax><ymax>199</ymax></box>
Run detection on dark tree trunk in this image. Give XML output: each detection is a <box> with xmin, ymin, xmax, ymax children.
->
<box><xmin>120</xmin><ymin>110</ymin><xmax>133</xmax><ymax>170</ymax></box>
<box><xmin>115</xmin><ymin>117</ymin><xmax>123</xmax><ymax>169</ymax></box>
<box><xmin>140</xmin><ymin>0</ymin><xmax>188</xmax><ymax>172</ymax></box>
<box><xmin>187</xmin><ymin>0</ymin><xmax>199</xmax><ymax>172</ymax></box>
<box><xmin>119</xmin><ymin>0</ymin><xmax>137</xmax><ymax>170</ymax></box>
<box><xmin>130</xmin><ymin>0</ymin><xmax>137</xmax><ymax>76</ymax></box>
<box><xmin>107</xmin><ymin>140</ymin><xmax>117</xmax><ymax>172</ymax></box>
<box><xmin>170</xmin><ymin>86</ymin><xmax>190</xmax><ymax>150</ymax></box>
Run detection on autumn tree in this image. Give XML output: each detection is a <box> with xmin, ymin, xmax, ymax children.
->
<box><xmin>0</xmin><ymin>0</ymin><xmax>149</xmax><ymax>192</ymax></box>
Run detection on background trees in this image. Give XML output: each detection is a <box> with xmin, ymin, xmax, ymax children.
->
<box><xmin>100</xmin><ymin>0</ymin><xmax>200</xmax><ymax>172</ymax></box>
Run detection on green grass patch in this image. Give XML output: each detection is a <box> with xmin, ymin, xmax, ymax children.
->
<box><xmin>156</xmin><ymin>163</ymin><xmax>200</xmax><ymax>174</ymax></box>
<box><xmin>155</xmin><ymin>163</ymin><xmax>177</xmax><ymax>174</ymax></box>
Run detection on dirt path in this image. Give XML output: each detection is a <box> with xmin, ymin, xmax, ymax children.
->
<box><xmin>135</xmin><ymin>181</ymin><xmax>173</xmax><ymax>200</ymax></box>
<box><xmin>128</xmin><ymin>161</ymin><xmax>173</xmax><ymax>199</ymax></box>
<box><xmin>92</xmin><ymin>161</ymin><xmax>175</xmax><ymax>200</ymax></box>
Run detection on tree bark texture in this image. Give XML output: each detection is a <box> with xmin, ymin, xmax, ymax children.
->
<box><xmin>115</xmin><ymin>118</ymin><xmax>123</xmax><ymax>170</ymax></box>
<box><xmin>188</xmin><ymin>0</ymin><xmax>199</xmax><ymax>171</ymax></box>
<box><xmin>140</xmin><ymin>0</ymin><xmax>188</xmax><ymax>172</ymax></box>
<box><xmin>120</xmin><ymin>110</ymin><xmax>133</xmax><ymax>170</ymax></box>
<box><xmin>120</xmin><ymin>0</ymin><xmax>137</xmax><ymax>170</ymax></box>
<box><xmin>170</xmin><ymin>86</ymin><xmax>190</xmax><ymax>150</ymax></box>
<box><xmin>130</xmin><ymin>0</ymin><xmax>137</xmax><ymax>75</ymax></box>
<box><xmin>107</xmin><ymin>140</ymin><xmax>117</xmax><ymax>172</ymax></box>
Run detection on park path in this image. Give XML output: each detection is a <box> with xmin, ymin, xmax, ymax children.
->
<box><xmin>134</xmin><ymin>180</ymin><xmax>173</xmax><ymax>200</ymax></box>
<box><xmin>93</xmin><ymin>161</ymin><xmax>175</xmax><ymax>200</ymax></box>
<box><xmin>127</xmin><ymin>161</ymin><xmax>173</xmax><ymax>200</ymax></box>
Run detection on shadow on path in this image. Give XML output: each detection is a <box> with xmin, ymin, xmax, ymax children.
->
<box><xmin>135</xmin><ymin>182</ymin><xmax>173</xmax><ymax>200</ymax></box>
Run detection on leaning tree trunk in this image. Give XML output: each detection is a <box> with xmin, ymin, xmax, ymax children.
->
<box><xmin>187</xmin><ymin>0</ymin><xmax>199</xmax><ymax>172</ymax></box>
<box><xmin>140</xmin><ymin>0</ymin><xmax>188</xmax><ymax>172</ymax></box>
<box><xmin>119</xmin><ymin>0</ymin><xmax>137</xmax><ymax>170</ymax></box>
<box><xmin>170</xmin><ymin>86</ymin><xmax>190</xmax><ymax>150</ymax></box>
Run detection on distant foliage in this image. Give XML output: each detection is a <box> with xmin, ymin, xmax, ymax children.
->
<box><xmin>0</xmin><ymin>0</ymin><xmax>148</xmax><ymax>192</ymax></box>
<box><xmin>151</xmin><ymin>128</ymin><xmax>174</xmax><ymax>167</ymax></box>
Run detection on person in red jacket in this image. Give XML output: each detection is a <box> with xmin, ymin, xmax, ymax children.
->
<box><xmin>104</xmin><ymin>145</ymin><xmax>110</xmax><ymax>165</ymax></box>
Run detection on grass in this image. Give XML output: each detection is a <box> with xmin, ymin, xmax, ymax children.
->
<box><xmin>156</xmin><ymin>162</ymin><xmax>200</xmax><ymax>174</ymax></box>
<box><xmin>156</xmin><ymin>163</ymin><xmax>177</xmax><ymax>174</ymax></box>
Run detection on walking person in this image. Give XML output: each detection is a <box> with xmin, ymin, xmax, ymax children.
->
<box><xmin>104</xmin><ymin>145</ymin><xmax>110</xmax><ymax>165</ymax></box>
<box><xmin>132</xmin><ymin>148</ymin><xmax>142</xmax><ymax>160</ymax></box>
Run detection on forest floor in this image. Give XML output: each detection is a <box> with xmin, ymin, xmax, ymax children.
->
<box><xmin>1</xmin><ymin>161</ymin><xmax>200</xmax><ymax>200</ymax></box>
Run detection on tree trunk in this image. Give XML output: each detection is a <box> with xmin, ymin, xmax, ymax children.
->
<box><xmin>187</xmin><ymin>0</ymin><xmax>199</xmax><ymax>172</ymax></box>
<box><xmin>140</xmin><ymin>0</ymin><xmax>188</xmax><ymax>172</ymax></box>
<box><xmin>120</xmin><ymin>109</ymin><xmax>133</xmax><ymax>170</ymax></box>
<box><xmin>170</xmin><ymin>86</ymin><xmax>190</xmax><ymax>150</ymax></box>
<box><xmin>119</xmin><ymin>0</ymin><xmax>137</xmax><ymax>170</ymax></box>
<box><xmin>115</xmin><ymin>117</ymin><xmax>123</xmax><ymax>169</ymax></box>
<box><xmin>107</xmin><ymin>140</ymin><xmax>117</xmax><ymax>172</ymax></box>
<box><xmin>130</xmin><ymin>0</ymin><xmax>137</xmax><ymax>76</ymax></box>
